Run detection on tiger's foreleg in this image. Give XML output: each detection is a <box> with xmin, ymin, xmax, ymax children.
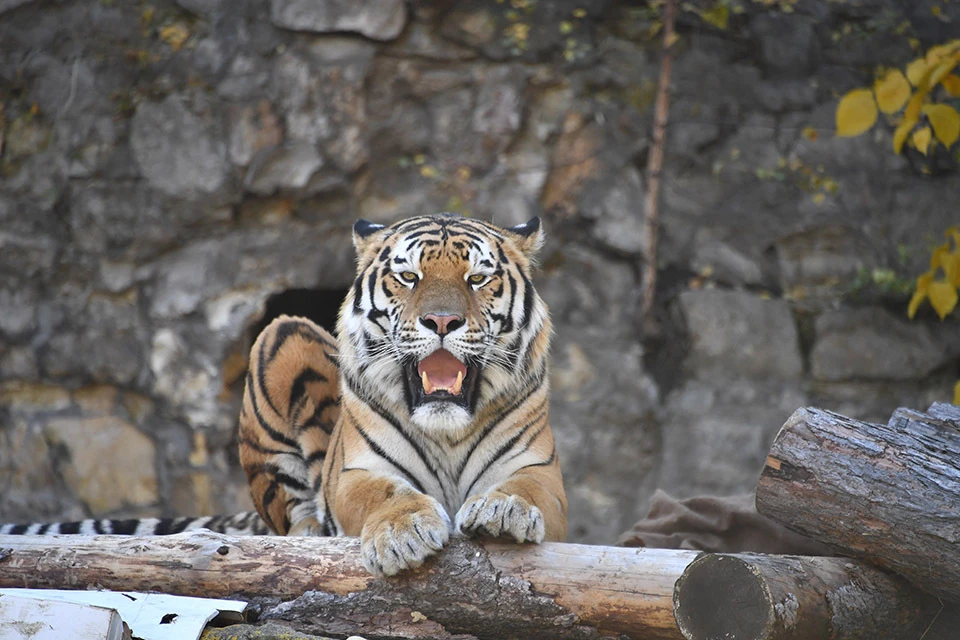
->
<box><xmin>456</xmin><ymin>461</ymin><xmax>567</xmax><ymax>543</ymax></box>
<box><xmin>456</xmin><ymin>434</ymin><xmax>567</xmax><ymax>544</ymax></box>
<box><xmin>238</xmin><ymin>315</ymin><xmax>340</xmax><ymax>536</ymax></box>
<box><xmin>331</xmin><ymin>469</ymin><xmax>450</xmax><ymax>576</ymax></box>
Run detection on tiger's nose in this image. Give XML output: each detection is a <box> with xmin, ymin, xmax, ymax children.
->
<box><xmin>420</xmin><ymin>313</ymin><xmax>465</xmax><ymax>336</ymax></box>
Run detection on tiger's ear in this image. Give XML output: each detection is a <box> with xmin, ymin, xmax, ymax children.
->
<box><xmin>352</xmin><ymin>219</ymin><xmax>387</xmax><ymax>254</ymax></box>
<box><xmin>505</xmin><ymin>217</ymin><xmax>544</xmax><ymax>260</ymax></box>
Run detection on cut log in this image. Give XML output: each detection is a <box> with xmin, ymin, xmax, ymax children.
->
<box><xmin>756</xmin><ymin>404</ymin><xmax>960</xmax><ymax>601</ymax></box>
<box><xmin>0</xmin><ymin>532</ymin><xmax>698</xmax><ymax>640</ymax></box>
<box><xmin>673</xmin><ymin>552</ymin><xmax>950</xmax><ymax>640</ymax></box>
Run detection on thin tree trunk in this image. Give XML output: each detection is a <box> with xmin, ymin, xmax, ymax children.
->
<box><xmin>640</xmin><ymin>0</ymin><xmax>677</xmax><ymax>331</ymax></box>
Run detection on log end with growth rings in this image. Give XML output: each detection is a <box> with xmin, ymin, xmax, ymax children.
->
<box><xmin>673</xmin><ymin>554</ymin><xmax>775</xmax><ymax>640</ymax></box>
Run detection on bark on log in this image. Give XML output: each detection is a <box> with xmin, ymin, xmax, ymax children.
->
<box><xmin>673</xmin><ymin>552</ymin><xmax>951</xmax><ymax>640</ymax></box>
<box><xmin>0</xmin><ymin>532</ymin><xmax>698</xmax><ymax>640</ymax></box>
<box><xmin>756</xmin><ymin>403</ymin><xmax>960</xmax><ymax>601</ymax></box>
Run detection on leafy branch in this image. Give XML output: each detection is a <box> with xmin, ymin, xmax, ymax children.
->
<box><xmin>836</xmin><ymin>40</ymin><xmax>960</xmax><ymax>155</ymax></box>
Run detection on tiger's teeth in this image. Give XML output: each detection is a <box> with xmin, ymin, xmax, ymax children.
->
<box><xmin>452</xmin><ymin>370</ymin><xmax>464</xmax><ymax>396</ymax></box>
<box><xmin>421</xmin><ymin>371</ymin><xmax>434</xmax><ymax>394</ymax></box>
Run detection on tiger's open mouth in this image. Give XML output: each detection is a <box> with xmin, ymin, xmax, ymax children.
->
<box><xmin>403</xmin><ymin>348</ymin><xmax>480</xmax><ymax>412</ymax></box>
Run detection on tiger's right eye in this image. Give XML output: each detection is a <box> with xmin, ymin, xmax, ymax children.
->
<box><xmin>399</xmin><ymin>271</ymin><xmax>419</xmax><ymax>283</ymax></box>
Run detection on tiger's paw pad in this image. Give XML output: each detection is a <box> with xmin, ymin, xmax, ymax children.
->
<box><xmin>455</xmin><ymin>491</ymin><xmax>545</xmax><ymax>543</ymax></box>
<box><xmin>361</xmin><ymin>503</ymin><xmax>450</xmax><ymax>577</ymax></box>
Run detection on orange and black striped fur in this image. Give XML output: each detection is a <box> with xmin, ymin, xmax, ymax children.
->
<box><xmin>0</xmin><ymin>214</ymin><xmax>566</xmax><ymax>577</ymax></box>
<box><xmin>239</xmin><ymin>213</ymin><xmax>566</xmax><ymax>575</ymax></box>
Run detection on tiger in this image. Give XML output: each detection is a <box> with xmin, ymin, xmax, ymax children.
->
<box><xmin>239</xmin><ymin>213</ymin><xmax>566</xmax><ymax>575</ymax></box>
<box><xmin>0</xmin><ymin>213</ymin><xmax>567</xmax><ymax>578</ymax></box>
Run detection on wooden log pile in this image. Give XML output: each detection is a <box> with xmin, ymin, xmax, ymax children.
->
<box><xmin>0</xmin><ymin>402</ymin><xmax>957</xmax><ymax>639</ymax></box>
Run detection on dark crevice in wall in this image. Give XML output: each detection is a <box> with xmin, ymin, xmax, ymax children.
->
<box><xmin>250</xmin><ymin>287</ymin><xmax>349</xmax><ymax>341</ymax></box>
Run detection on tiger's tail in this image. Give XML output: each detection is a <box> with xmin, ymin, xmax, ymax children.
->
<box><xmin>0</xmin><ymin>511</ymin><xmax>270</xmax><ymax>536</ymax></box>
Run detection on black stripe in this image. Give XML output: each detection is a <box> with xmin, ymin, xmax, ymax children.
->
<box><xmin>503</xmin><ymin>271</ymin><xmax>518</xmax><ymax>333</ymax></box>
<box><xmin>348</xmin><ymin>410</ymin><xmax>426</xmax><ymax>494</ymax></box>
<box><xmin>454</xmin><ymin>375</ymin><xmax>543</xmax><ymax>457</ymax></box>
<box><xmin>154</xmin><ymin>519</ymin><xmax>173</xmax><ymax>535</ymax></box>
<box><xmin>58</xmin><ymin>521</ymin><xmax>81</xmax><ymax>534</ymax></box>
<box><xmin>358</xmin><ymin>391</ymin><xmax>438</xmax><ymax>481</ymax></box>
<box><xmin>305</xmin><ymin>449</ymin><xmax>327</xmax><ymax>465</ymax></box>
<box><xmin>275</xmin><ymin>472</ymin><xmax>309</xmax><ymax>493</ymax></box>
<box><xmin>37</xmin><ymin>523</ymin><xmax>51</xmax><ymax>535</ymax></box>
<box><xmin>8</xmin><ymin>524</ymin><xmax>28</xmax><ymax>535</ymax></box>
<box><xmin>110</xmin><ymin>519</ymin><xmax>140</xmax><ymax>534</ymax></box>
<box><xmin>245</xmin><ymin>372</ymin><xmax>301</xmax><ymax>450</ymax></box>
<box><xmin>257</xmin><ymin>335</ymin><xmax>286</xmax><ymax>421</ymax></box>
<box><xmin>93</xmin><ymin>520</ymin><xmax>106</xmax><ymax>534</ymax></box>
<box><xmin>239</xmin><ymin>436</ymin><xmax>292</xmax><ymax>456</ymax></box>
<box><xmin>352</xmin><ymin>275</ymin><xmax>364</xmax><ymax>315</ymax></box>
<box><xmin>261</xmin><ymin>481</ymin><xmax>280</xmax><ymax>531</ymax></box>
<box><xmin>513</xmin><ymin>448</ymin><xmax>557</xmax><ymax>473</ymax></box>
<box><xmin>289</xmin><ymin>368</ymin><xmax>328</xmax><ymax>416</ymax></box>
<box><xmin>464</xmin><ymin>409</ymin><xmax>548</xmax><ymax>497</ymax></box>
<box><xmin>268</xmin><ymin>319</ymin><xmax>334</xmax><ymax>360</ymax></box>
<box><xmin>519</xmin><ymin>271</ymin><xmax>534</xmax><ymax>328</ymax></box>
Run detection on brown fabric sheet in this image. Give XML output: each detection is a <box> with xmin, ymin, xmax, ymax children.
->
<box><xmin>617</xmin><ymin>489</ymin><xmax>833</xmax><ymax>555</ymax></box>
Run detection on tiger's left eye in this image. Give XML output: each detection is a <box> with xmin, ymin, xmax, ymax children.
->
<box><xmin>400</xmin><ymin>271</ymin><xmax>419</xmax><ymax>283</ymax></box>
<box><xmin>468</xmin><ymin>273</ymin><xmax>487</xmax><ymax>285</ymax></box>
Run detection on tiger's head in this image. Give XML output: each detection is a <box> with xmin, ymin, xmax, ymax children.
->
<box><xmin>337</xmin><ymin>213</ymin><xmax>551</xmax><ymax>433</ymax></box>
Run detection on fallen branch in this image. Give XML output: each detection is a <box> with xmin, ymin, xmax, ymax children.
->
<box><xmin>673</xmin><ymin>552</ymin><xmax>947</xmax><ymax>640</ymax></box>
<box><xmin>756</xmin><ymin>403</ymin><xmax>960</xmax><ymax>601</ymax></box>
<box><xmin>0</xmin><ymin>532</ymin><xmax>698</xmax><ymax>640</ymax></box>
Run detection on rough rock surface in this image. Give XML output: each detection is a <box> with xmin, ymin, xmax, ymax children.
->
<box><xmin>1</xmin><ymin>0</ymin><xmax>958</xmax><ymax>546</ymax></box>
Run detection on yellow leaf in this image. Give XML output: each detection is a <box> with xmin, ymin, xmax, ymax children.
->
<box><xmin>912</xmin><ymin>125</ymin><xmax>932</xmax><ymax>154</ymax></box>
<box><xmin>908</xmin><ymin>289</ymin><xmax>926</xmax><ymax>318</ymax></box>
<box><xmin>903</xmin><ymin>89</ymin><xmax>926</xmax><ymax>123</ymax></box>
<box><xmin>942</xmin><ymin>74</ymin><xmax>960</xmax><ymax>96</ymax></box>
<box><xmin>812</xmin><ymin>192</ymin><xmax>825</xmax><ymax>206</ymax></box>
<box><xmin>893</xmin><ymin>116</ymin><xmax>917</xmax><ymax>153</ymax></box>
<box><xmin>874</xmin><ymin>69</ymin><xmax>911</xmax><ymax>114</ymax></box>
<box><xmin>835</xmin><ymin>89</ymin><xmax>878</xmax><ymax>137</ymax></box>
<box><xmin>917</xmin><ymin>271</ymin><xmax>934</xmax><ymax>294</ymax></box>
<box><xmin>926</xmin><ymin>42</ymin><xmax>957</xmax><ymax>64</ymax></box>
<box><xmin>928</xmin><ymin>280</ymin><xmax>959</xmax><ymax>319</ymax></box>
<box><xmin>931</xmin><ymin>244</ymin><xmax>949</xmax><ymax>271</ymax></box>
<box><xmin>700</xmin><ymin>4</ymin><xmax>729</xmax><ymax>30</ymax></box>
<box><xmin>923</xmin><ymin>104</ymin><xmax>960</xmax><ymax>147</ymax></box>
<box><xmin>906</xmin><ymin>57</ymin><xmax>929</xmax><ymax>86</ymax></box>
<box><xmin>929</xmin><ymin>54</ymin><xmax>960</xmax><ymax>87</ymax></box>
<box><xmin>945</xmin><ymin>250</ymin><xmax>960</xmax><ymax>286</ymax></box>
<box><xmin>665</xmin><ymin>32</ymin><xmax>680</xmax><ymax>48</ymax></box>
<box><xmin>953</xmin><ymin>380</ymin><xmax>960</xmax><ymax>406</ymax></box>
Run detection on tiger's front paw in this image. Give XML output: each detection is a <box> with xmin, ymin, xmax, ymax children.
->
<box><xmin>455</xmin><ymin>491</ymin><xmax>545</xmax><ymax>543</ymax></box>
<box><xmin>288</xmin><ymin>517</ymin><xmax>322</xmax><ymax>536</ymax></box>
<box><xmin>360</xmin><ymin>496</ymin><xmax>450</xmax><ymax>577</ymax></box>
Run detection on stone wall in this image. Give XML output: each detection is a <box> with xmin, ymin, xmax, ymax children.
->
<box><xmin>1</xmin><ymin>0</ymin><xmax>958</xmax><ymax>544</ymax></box>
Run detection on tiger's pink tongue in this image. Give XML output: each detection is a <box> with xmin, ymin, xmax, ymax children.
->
<box><xmin>417</xmin><ymin>349</ymin><xmax>467</xmax><ymax>395</ymax></box>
